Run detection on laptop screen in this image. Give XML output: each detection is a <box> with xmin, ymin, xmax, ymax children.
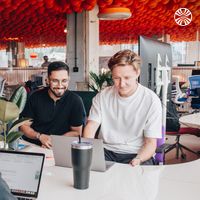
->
<box><xmin>0</xmin><ymin>150</ymin><xmax>45</xmax><ymax>198</ymax></box>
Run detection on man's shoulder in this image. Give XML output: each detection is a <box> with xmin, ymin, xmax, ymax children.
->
<box><xmin>139</xmin><ymin>85</ymin><xmax>161</xmax><ymax>106</ymax></box>
<box><xmin>29</xmin><ymin>87</ymin><xmax>48</xmax><ymax>99</ymax></box>
<box><xmin>139</xmin><ymin>84</ymin><xmax>158</xmax><ymax>97</ymax></box>
<box><xmin>99</xmin><ymin>86</ymin><xmax>114</xmax><ymax>96</ymax></box>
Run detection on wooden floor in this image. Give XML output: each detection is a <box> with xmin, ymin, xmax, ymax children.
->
<box><xmin>165</xmin><ymin>134</ymin><xmax>200</xmax><ymax>165</ymax></box>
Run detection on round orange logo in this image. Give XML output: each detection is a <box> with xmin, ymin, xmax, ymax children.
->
<box><xmin>174</xmin><ymin>8</ymin><xmax>192</xmax><ymax>26</ymax></box>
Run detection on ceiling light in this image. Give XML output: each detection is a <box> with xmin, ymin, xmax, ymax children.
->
<box><xmin>64</xmin><ymin>28</ymin><xmax>67</xmax><ymax>33</ymax></box>
<box><xmin>98</xmin><ymin>7</ymin><xmax>132</xmax><ymax>20</ymax></box>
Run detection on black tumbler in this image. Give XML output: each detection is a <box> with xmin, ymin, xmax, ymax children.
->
<box><xmin>71</xmin><ymin>141</ymin><xmax>93</xmax><ymax>189</ymax></box>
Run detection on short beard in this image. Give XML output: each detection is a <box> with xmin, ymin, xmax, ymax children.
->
<box><xmin>49</xmin><ymin>87</ymin><xmax>66</xmax><ymax>98</ymax></box>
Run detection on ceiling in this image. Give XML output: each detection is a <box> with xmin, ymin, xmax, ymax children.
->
<box><xmin>0</xmin><ymin>0</ymin><xmax>199</xmax><ymax>48</ymax></box>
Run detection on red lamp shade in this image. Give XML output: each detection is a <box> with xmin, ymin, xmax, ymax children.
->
<box><xmin>30</xmin><ymin>52</ymin><xmax>38</xmax><ymax>59</ymax></box>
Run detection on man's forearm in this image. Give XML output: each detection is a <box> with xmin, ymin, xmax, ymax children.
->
<box><xmin>63</xmin><ymin>131</ymin><xmax>80</xmax><ymax>137</ymax></box>
<box><xmin>20</xmin><ymin>125</ymin><xmax>39</xmax><ymax>140</ymax></box>
<box><xmin>83</xmin><ymin>120</ymin><xmax>99</xmax><ymax>138</ymax></box>
<box><xmin>136</xmin><ymin>138</ymin><xmax>157</xmax><ymax>162</ymax></box>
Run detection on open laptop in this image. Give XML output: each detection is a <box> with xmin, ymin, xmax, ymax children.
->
<box><xmin>51</xmin><ymin>135</ymin><xmax>114</xmax><ymax>172</ymax></box>
<box><xmin>0</xmin><ymin>150</ymin><xmax>45</xmax><ymax>200</ymax></box>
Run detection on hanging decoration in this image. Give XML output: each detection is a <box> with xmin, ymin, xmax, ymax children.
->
<box><xmin>0</xmin><ymin>0</ymin><xmax>199</xmax><ymax>48</ymax></box>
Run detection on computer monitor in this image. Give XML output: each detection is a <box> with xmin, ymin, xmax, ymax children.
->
<box><xmin>188</xmin><ymin>75</ymin><xmax>200</xmax><ymax>103</ymax></box>
<box><xmin>192</xmin><ymin>70</ymin><xmax>200</xmax><ymax>76</ymax></box>
<box><xmin>189</xmin><ymin>75</ymin><xmax>200</xmax><ymax>90</ymax></box>
<box><xmin>139</xmin><ymin>36</ymin><xmax>172</xmax><ymax>95</ymax></box>
<box><xmin>31</xmin><ymin>73</ymin><xmax>47</xmax><ymax>87</ymax></box>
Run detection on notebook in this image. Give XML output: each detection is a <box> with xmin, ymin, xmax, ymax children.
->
<box><xmin>51</xmin><ymin>135</ymin><xmax>114</xmax><ymax>172</ymax></box>
<box><xmin>0</xmin><ymin>150</ymin><xmax>45</xmax><ymax>200</ymax></box>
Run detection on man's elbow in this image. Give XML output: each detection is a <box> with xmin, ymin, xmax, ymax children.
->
<box><xmin>83</xmin><ymin>126</ymin><xmax>93</xmax><ymax>138</ymax></box>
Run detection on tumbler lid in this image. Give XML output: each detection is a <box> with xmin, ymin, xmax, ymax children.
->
<box><xmin>71</xmin><ymin>141</ymin><xmax>93</xmax><ymax>150</ymax></box>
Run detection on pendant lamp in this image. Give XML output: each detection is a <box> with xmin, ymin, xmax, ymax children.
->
<box><xmin>98</xmin><ymin>7</ymin><xmax>132</xmax><ymax>20</ymax></box>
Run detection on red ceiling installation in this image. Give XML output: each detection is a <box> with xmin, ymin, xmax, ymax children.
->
<box><xmin>99</xmin><ymin>0</ymin><xmax>200</xmax><ymax>44</ymax></box>
<box><xmin>0</xmin><ymin>0</ymin><xmax>96</xmax><ymax>48</ymax></box>
<box><xmin>0</xmin><ymin>0</ymin><xmax>199</xmax><ymax>49</ymax></box>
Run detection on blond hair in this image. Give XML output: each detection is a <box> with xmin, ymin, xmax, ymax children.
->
<box><xmin>108</xmin><ymin>49</ymin><xmax>141</xmax><ymax>72</ymax></box>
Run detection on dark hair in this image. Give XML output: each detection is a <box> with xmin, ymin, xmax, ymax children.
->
<box><xmin>48</xmin><ymin>61</ymin><xmax>69</xmax><ymax>76</ymax></box>
<box><xmin>108</xmin><ymin>49</ymin><xmax>141</xmax><ymax>72</ymax></box>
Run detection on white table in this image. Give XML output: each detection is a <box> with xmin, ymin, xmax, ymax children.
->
<box><xmin>179</xmin><ymin>112</ymin><xmax>200</xmax><ymax>129</ymax></box>
<box><xmin>24</xmin><ymin>143</ymin><xmax>200</xmax><ymax>200</ymax></box>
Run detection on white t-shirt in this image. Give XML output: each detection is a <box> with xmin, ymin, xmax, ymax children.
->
<box><xmin>88</xmin><ymin>84</ymin><xmax>162</xmax><ymax>154</ymax></box>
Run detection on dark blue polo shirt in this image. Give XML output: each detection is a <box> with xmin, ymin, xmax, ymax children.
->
<box><xmin>21</xmin><ymin>87</ymin><xmax>86</xmax><ymax>145</ymax></box>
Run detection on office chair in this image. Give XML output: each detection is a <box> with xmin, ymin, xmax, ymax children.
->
<box><xmin>0</xmin><ymin>77</ymin><xmax>6</xmax><ymax>97</ymax></box>
<box><xmin>163</xmin><ymin>101</ymin><xmax>200</xmax><ymax>160</ymax></box>
<box><xmin>171</xmin><ymin>76</ymin><xmax>187</xmax><ymax>105</ymax></box>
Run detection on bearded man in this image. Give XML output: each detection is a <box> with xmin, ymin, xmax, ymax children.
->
<box><xmin>20</xmin><ymin>61</ymin><xmax>85</xmax><ymax>148</ymax></box>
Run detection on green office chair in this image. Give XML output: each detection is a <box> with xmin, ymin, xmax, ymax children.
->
<box><xmin>72</xmin><ymin>91</ymin><xmax>97</xmax><ymax>116</ymax></box>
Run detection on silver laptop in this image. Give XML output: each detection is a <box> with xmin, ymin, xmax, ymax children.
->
<box><xmin>51</xmin><ymin>135</ymin><xmax>114</xmax><ymax>172</ymax></box>
<box><xmin>0</xmin><ymin>150</ymin><xmax>45</xmax><ymax>200</ymax></box>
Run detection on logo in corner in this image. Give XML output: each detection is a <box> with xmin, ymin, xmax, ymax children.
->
<box><xmin>174</xmin><ymin>8</ymin><xmax>192</xmax><ymax>26</ymax></box>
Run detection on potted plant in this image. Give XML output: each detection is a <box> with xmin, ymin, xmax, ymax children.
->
<box><xmin>0</xmin><ymin>99</ymin><xmax>31</xmax><ymax>150</ymax></box>
<box><xmin>89</xmin><ymin>71</ymin><xmax>113</xmax><ymax>92</ymax></box>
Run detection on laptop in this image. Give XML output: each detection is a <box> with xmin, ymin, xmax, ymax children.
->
<box><xmin>0</xmin><ymin>150</ymin><xmax>45</xmax><ymax>200</ymax></box>
<box><xmin>51</xmin><ymin>135</ymin><xmax>114</xmax><ymax>172</ymax></box>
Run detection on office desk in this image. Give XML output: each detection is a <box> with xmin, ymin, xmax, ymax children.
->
<box><xmin>179</xmin><ymin>112</ymin><xmax>200</xmax><ymax>129</ymax></box>
<box><xmin>25</xmin><ymin>144</ymin><xmax>200</xmax><ymax>200</ymax></box>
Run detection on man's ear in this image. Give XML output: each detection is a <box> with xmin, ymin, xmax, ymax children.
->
<box><xmin>136</xmin><ymin>69</ymin><xmax>140</xmax><ymax>78</ymax></box>
<box><xmin>46</xmin><ymin>78</ymin><xmax>50</xmax><ymax>85</ymax></box>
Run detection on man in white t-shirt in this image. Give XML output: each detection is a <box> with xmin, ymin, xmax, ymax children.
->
<box><xmin>83</xmin><ymin>49</ymin><xmax>162</xmax><ymax>166</ymax></box>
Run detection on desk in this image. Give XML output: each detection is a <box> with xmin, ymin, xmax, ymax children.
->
<box><xmin>25</xmin><ymin>143</ymin><xmax>200</xmax><ymax>200</ymax></box>
<box><xmin>179</xmin><ymin>112</ymin><xmax>200</xmax><ymax>129</ymax></box>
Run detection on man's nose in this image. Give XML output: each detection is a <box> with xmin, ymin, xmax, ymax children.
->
<box><xmin>58</xmin><ymin>81</ymin><xmax>62</xmax><ymax>86</ymax></box>
<box><xmin>119</xmin><ymin>79</ymin><xmax>126</xmax><ymax>87</ymax></box>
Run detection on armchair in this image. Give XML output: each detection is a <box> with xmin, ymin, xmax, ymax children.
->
<box><xmin>72</xmin><ymin>91</ymin><xmax>97</xmax><ymax>116</ymax></box>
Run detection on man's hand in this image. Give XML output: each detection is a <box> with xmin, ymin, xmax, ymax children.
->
<box><xmin>129</xmin><ymin>158</ymin><xmax>142</xmax><ymax>167</ymax></box>
<box><xmin>39</xmin><ymin>134</ymin><xmax>52</xmax><ymax>149</ymax></box>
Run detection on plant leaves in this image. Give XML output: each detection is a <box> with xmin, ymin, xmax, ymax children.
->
<box><xmin>6</xmin><ymin>131</ymin><xmax>23</xmax><ymax>143</ymax></box>
<box><xmin>88</xmin><ymin>84</ymin><xmax>98</xmax><ymax>93</ymax></box>
<box><xmin>10</xmin><ymin>86</ymin><xmax>27</xmax><ymax>113</ymax></box>
<box><xmin>0</xmin><ymin>100</ymin><xmax>20</xmax><ymax>122</ymax></box>
<box><xmin>0</xmin><ymin>125</ymin><xmax>3</xmax><ymax>133</ymax></box>
<box><xmin>0</xmin><ymin>134</ymin><xmax>4</xmax><ymax>141</ymax></box>
<box><xmin>8</xmin><ymin>118</ymin><xmax>32</xmax><ymax>133</ymax></box>
<box><xmin>89</xmin><ymin>71</ymin><xmax>113</xmax><ymax>92</ymax></box>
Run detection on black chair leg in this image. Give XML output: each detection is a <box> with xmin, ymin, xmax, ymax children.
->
<box><xmin>179</xmin><ymin>146</ymin><xmax>186</xmax><ymax>159</ymax></box>
<box><xmin>164</xmin><ymin>135</ymin><xmax>200</xmax><ymax>160</ymax></box>
<box><xmin>179</xmin><ymin>143</ymin><xmax>199</xmax><ymax>156</ymax></box>
<box><xmin>176</xmin><ymin>143</ymin><xmax>180</xmax><ymax>159</ymax></box>
<box><xmin>165</xmin><ymin>144</ymin><xmax>176</xmax><ymax>154</ymax></box>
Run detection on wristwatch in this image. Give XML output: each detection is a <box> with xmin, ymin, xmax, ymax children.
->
<box><xmin>36</xmin><ymin>132</ymin><xmax>41</xmax><ymax>140</ymax></box>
